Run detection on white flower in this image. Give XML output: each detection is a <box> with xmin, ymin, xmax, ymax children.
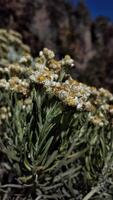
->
<box><xmin>35</xmin><ymin>63</ymin><xmax>45</xmax><ymax>71</ymax></box>
<box><xmin>44</xmin><ymin>80</ymin><xmax>52</xmax><ymax>87</ymax></box>
<box><xmin>19</xmin><ymin>56</ymin><xmax>28</xmax><ymax>63</ymax></box>
<box><xmin>53</xmin><ymin>74</ymin><xmax>58</xmax><ymax>80</ymax></box>
<box><xmin>39</xmin><ymin>51</ymin><xmax>43</xmax><ymax>57</ymax></box>
<box><xmin>76</xmin><ymin>103</ymin><xmax>83</xmax><ymax>110</ymax></box>
<box><xmin>0</xmin><ymin>79</ymin><xmax>9</xmax><ymax>90</ymax></box>
<box><xmin>4</xmin><ymin>67</ymin><xmax>10</xmax><ymax>74</ymax></box>
<box><xmin>58</xmin><ymin>91</ymin><xmax>68</xmax><ymax>100</ymax></box>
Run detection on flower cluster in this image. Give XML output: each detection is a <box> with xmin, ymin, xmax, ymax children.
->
<box><xmin>29</xmin><ymin>48</ymin><xmax>113</xmax><ymax>126</ymax></box>
<box><xmin>0</xmin><ymin>79</ymin><xmax>9</xmax><ymax>90</ymax></box>
<box><xmin>0</xmin><ymin>29</ymin><xmax>30</xmax><ymax>64</ymax></box>
<box><xmin>0</xmin><ymin>106</ymin><xmax>11</xmax><ymax>125</ymax></box>
<box><xmin>0</xmin><ymin>43</ymin><xmax>113</xmax><ymax>126</ymax></box>
<box><xmin>9</xmin><ymin>77</ymin><xmax>30</xmax><ymax>95</ymax></box>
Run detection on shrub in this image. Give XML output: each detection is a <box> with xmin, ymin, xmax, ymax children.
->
<box><xmin>0</xmin><ymin>30</ymin><xmax>113</xmax><ymax>200</ymax></box>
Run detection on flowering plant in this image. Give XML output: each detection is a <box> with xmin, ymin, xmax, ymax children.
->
<box><xmin>0</xmin><ymin>29</ymin><xmax>113</xmax><ymax>200</ymax></box>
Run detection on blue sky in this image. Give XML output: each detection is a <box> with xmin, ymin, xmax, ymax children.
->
<box><xmin>71</xmin><ymin>0</ymin><xmax>113</xmax><ymax>21</ymax></box>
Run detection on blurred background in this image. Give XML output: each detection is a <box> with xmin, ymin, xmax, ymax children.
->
<box><xmin>0</xmin><ymin>0</ymin><xmax>113</xmax><ymax>92</ymax></box>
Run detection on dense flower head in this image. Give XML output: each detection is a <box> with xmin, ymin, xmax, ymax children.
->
<box><xmin>0</xmin><ymin>42</ymin><xmax>113</xmax><ymax>126</ymax></box>
<box><xmin>9</xmin><ymin>77</ymin><xmax>30</xmax><ymax>95</ymax></box>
